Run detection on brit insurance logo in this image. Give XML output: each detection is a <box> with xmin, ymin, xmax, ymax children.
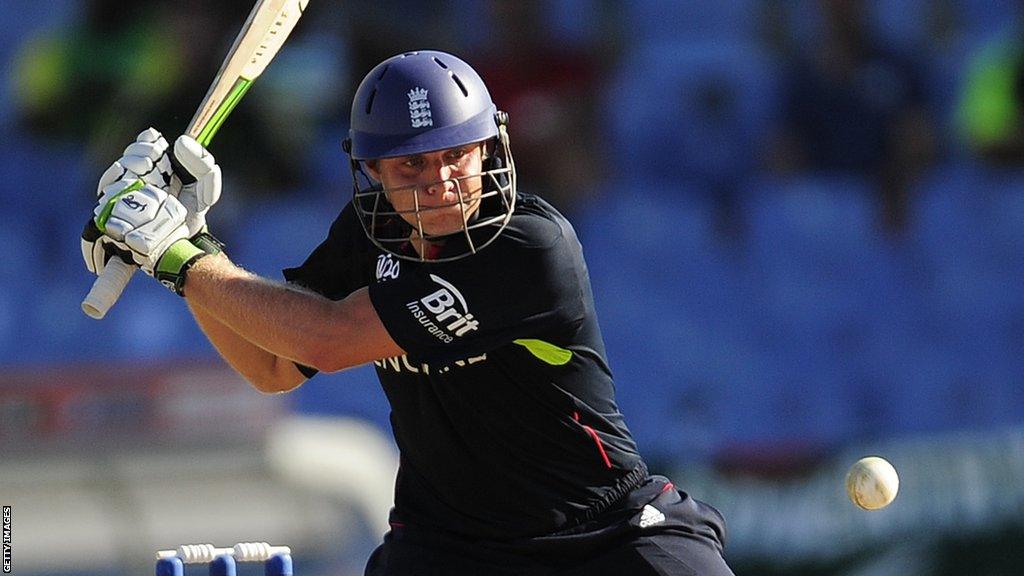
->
<box><xmin>406</xmin><ymin>274</ymin><xmax>479</xmax><ymax>344</ymax></box>
<box><xmin>375</xmin><ymin>253</ymin><xmax>400</xmax><ymax>281</ymax></box>
<box><xmin>407</xmin><ymin>87</ymin><xmax>433</xmax><ymax>128</ymax></box>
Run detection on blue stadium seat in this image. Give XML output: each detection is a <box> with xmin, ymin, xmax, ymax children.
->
<box><xmin>20</xmin><ymin>277</ymin><xmax>209</xmax><ymax>364</ymax></box>
<box><xmin>0</xmin><ymin>283</ymin><xmax>30</xmax><ymax>365</ymax></box>
<box><xmin>1</xmin><ymin>134</ymin><xmax>92</xmax><ymax>285</ymax></box>
<box><xmin>785</xmin><ymin>0</ymin><xmax>978</xmax><ymax>58</ymax></box>
<box><xmin>603</xmin><ymin>40</ymin><xmax>780</xmax><ymax>187</ymax></box>
<box><xmin>0</xmin><ymin>214</ymin><xmax>46</xmax><ymax>291</ymax></box>
<box><xmin>743</xmin><ymin>173</ymin><xmax>880</xmax><ymax>260</ymax></box>
<box><xmin>878</xmin><ymin>321</ymin><xmax>1023</xmax><ymax>435</ymax></box>
<box><xmin>737</xmin><ymin>174</ymin><xmax>923</xmax><ymax>444</ymax></box>
<box><xmin>291</xmin><ymin>366</ymin><xmax>393</xmax><ymax>432</ymax></box>
<box><xmin>0</xmin><ymin>0</ymin><xmax>79</xmax><ymax>62</ymax></box>
<box><xmin>102</xmin><ymin>280</ymin><xmax>214</xmax><ymax>359</ymax></box>
<box><xmin>985</xmin><ymin>173</ymin><xmax>1024</xmax><ymax>269</ymax></box>
<box><xmin>909</xmin><ymin>165</ymin><xmax>1024</xmax><ymax>330</ymax></box>
<box><xmin>309</xmin><ymin>124</ymin><xmax>355</xmax><ymax>194</ymax></box>
<box><xmin>229</xmin><ymin>196</ymin><xmax>342</xmax><ymax>278</ymax></box>
<box><xmin>9</xmin><ymin>277</ymin><xmax>109</xmax><ymax>365</ymax></box>
<box><xmin>575</xmin><ymin>181</ymin><xmax>757</xmax><ymax>458</ymax></box>
<box><xmin>900</xmin><ymin>164</ymin><xmax>1024</xmax><ymax>431</ymax></box>
<box><xmin>955</xmin><ymin>0</ymin><xmax>1020</xmax><ymax>51</ymax></box>
<box><xmin>545</xmin><ymin>0</ymin><xmax>604</xmax><ymax>46</ymax></box>
<box><xmin>577</xmin><ymin>180</ymin><xmax>747</xmax><ymax>340</ymax></box>
<box><xmin>741</xmin><ymin>173</ymin><xmax>898</xmax><ymax>341</ymax></box>
<box><xmin>866</xmin><ymin>0</ymin><xmax>933</xmax><ymax>53</ymax></box>
<box><xmin>621</xmin><ymin>0</ymin><xmax>761</xmax><ymax>43</ymax></box>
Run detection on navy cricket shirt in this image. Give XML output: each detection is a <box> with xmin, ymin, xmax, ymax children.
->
<box><xmin>283</xmin><ymin>193</ymin><xmax>644</xmax><ymax>540</ymax></box>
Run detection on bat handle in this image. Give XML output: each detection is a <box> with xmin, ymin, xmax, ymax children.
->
<box><xmin>82</xmin><ymin>258</ymin><xmax>137</xmax><ymax>319</ymax></box>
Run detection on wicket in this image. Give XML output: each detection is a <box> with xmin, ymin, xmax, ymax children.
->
<box><xmin>155</xmin><ymin>543</ymin><xmax>292</xmax><ymax>576</ymax></box>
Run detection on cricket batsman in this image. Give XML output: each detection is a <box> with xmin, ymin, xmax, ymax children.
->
<box><xmin>82</xmin><ymin>50</ymin><xmax>735</xmax><ymax>575</ymax></box>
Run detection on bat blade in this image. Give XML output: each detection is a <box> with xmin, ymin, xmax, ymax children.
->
<box><xmin>188</xmin><ymin>0</ymin><xmax>309</xmax><ymax>146</ymax></box>
<box><xmin>81</xmin><ymin>0</ymin><xmax>309</xmax><ymax>319</ymax></box>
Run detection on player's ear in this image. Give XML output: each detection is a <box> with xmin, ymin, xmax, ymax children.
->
<box><xmin>481</xmin><ymin>140</ymin><xmax>497</xmax><ymax>169</ymax></box>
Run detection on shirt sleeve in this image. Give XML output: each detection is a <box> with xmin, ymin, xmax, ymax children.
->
<box><xmin>368</xmin><ymin>212</ymin><xmax>587</xmax><ymax>364</ymax></box>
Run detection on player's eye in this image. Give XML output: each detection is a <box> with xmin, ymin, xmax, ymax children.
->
<box><xmin>445</xmin><ymin>147</ymin><xmax>467</xmax><ymax>162</ymax></box>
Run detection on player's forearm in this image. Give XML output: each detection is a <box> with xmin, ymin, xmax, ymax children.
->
<box><xmin>183</xmin><ymin>253</ymin><xmax>396</xmax><ymax>372</ymax></box>
<box><xmin>187</xmin><ymin>298</ymin><xmax>305</xmax><ymax>393</ymax></box>
<box><xmin>185</xmin><ymin>254</ymin><xmax>330</xmax><ymax>368</ymax></box>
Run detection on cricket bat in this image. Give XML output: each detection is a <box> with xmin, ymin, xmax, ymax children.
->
<box><xmin>82</xmin><ymin>0</ymin><xmax>309</xmax><ymax>319</ymax></box>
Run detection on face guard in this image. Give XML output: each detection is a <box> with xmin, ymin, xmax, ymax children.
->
<box><xmin>343</xmin><ymin>50</ymin><xmax>517</xmax><ymax>262</ymax></box>
<box><xmin>347</xmin><ymin>117</ymin><xmax>516</xmax><ymax>262</ymax></box>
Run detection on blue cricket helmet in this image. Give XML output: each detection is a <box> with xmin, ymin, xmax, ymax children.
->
<box><xmin>343</xmin><ymin>50</ymin><xmax>517</xmax><ymax>262</ymax></box>
<box><xmin>348</xmin><ymin>50</ymin><xmax>500</xmax><ymax>160</ymax></box>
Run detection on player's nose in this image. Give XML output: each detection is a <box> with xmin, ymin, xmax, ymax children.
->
<box><xmin>424</xmin><ymin>164</ymin><xmax>456</xmax><ymax>198</ymax></box>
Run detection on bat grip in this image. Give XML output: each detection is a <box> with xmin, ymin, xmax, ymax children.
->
<box><xmin>82</xmin><ymin>258</ymin><xmax>137</xmax><ymax>319</ymax></box>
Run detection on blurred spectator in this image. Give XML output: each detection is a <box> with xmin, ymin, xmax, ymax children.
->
<box><xmin>10</xmin><ymin>0</ymin><xmax>185</xmax><ymax>157</ymax></box>
<box><xmin>9</xmin><ymin>0</ymin><xmax>346</xmax><ymax>199</ymax></box>
<box><xmin>341</xmin><ymin>0</ymin><xmax>460</xmax><ymax>75</ymax></box>
<box><xmin>957</xmin><ymin>16</ymin><xmax>1024</xmax><ymax>166</ymax></box>
<box><xmin>767</xmin><ymin>0</ymin><xmax>938</xmax><ymax>235</ymax></box>
<box><xmin>471</xmin><ymin>0</ymin><xmax>619</xmax><ymax>215</ymax></box>
<box><xmin>334</xmin><ymin>0</ymin><xmax>615</xmax><ymax>214</ymax></box>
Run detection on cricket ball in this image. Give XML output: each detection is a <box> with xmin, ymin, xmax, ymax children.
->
<box><xmin>845</xmin><ymin>456</ymin><xmax>899</xmax><ymax>510</ymax></box>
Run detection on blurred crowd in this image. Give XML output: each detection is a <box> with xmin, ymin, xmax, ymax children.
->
<box><xmin>3</xmin><ymin>0</ymin><xmax>1024</xmax><ymax>458</ymax></box>
<box><xmin>9</xmin><ymin>0</ymin><xmax>1024</xmax><ymax>226</ymax></box>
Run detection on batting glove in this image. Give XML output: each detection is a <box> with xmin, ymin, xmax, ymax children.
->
<box><xmin>81</xmin><ymin>219</ymin><xmax>134</xmax><ymax>276</ymax></box>
<box><xmin>96</xmin><ymin>127</ymin><xmax>175</xmax><ymax>191</ymax></box>
<box><xmin>93</xmin><ymin>178</ymin><xmax>202</xmax><ymax>289</ymax></box>
<box><xmin>95</xmin><ymin>127</ymin><xmax>222</xmax><ymax>236</ymax></box>
<box><xmin>170</xmin><ymin>134</ymin><xmax>222</xmax><ymax>236</ymax></box>
<box><xmin>82</xmin><ymin>128</ymin><xmax>173</xmax><ymax>276</ymax></box>
<box><xmin>82</xmin><ymin>128</ymin><xmax>223</xmax><ymax>277</ymax></box>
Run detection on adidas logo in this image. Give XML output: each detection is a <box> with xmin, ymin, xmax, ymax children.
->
<box><xmin>639</xmin><ymin>504</ymin><xmax>665</xmax><ymax>529</ymax></box>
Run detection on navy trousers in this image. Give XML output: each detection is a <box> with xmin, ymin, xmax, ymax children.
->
<box><xmin>365</xmin><ymin>476</ymin><xmax>735</xmax><ymax>576</ymax></box>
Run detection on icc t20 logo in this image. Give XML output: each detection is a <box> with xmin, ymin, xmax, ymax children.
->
<box><xmin>376</xmin><ymin>254</ymin><xmax>400</xmax><ymax>281</ymax></box>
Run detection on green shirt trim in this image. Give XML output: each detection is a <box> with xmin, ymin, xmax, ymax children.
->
<box><xmin>513</xmin><ymin>339</ymin><xmax>573</xmax><ymax>366</ymax></box>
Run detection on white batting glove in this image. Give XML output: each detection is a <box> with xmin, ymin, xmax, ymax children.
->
<box><xmin>83</xmin><ymin>128</ymin><xmax>173</xmax><ymax>276</ymax></box>
<box><xmin>94</xmin><ymin>178</ymin><xmax>191</xmax><ymax>275</ymax></box>
<box><xmin>171</xmin><ymin>134</ymin><xmax>222</xmax><ymax>236</ymax></box>
<box><xmin>81</xmin><ymin>220</ymin><xmax>130</xmax><ymax>275</ymax></box>
<box><xmin>95</xmin><ymin>128</ymin><xmax>222</xmax><ymax>235</ymax></box>
<box><xmin>82</xmin><ymin>129</ymin><xmax>223</xmax><ymax>277</ymax></box>
<box><xmin>96</xmin><ymin>127</ymin><xmax>175</xmax><ymax>192</ymax></box>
